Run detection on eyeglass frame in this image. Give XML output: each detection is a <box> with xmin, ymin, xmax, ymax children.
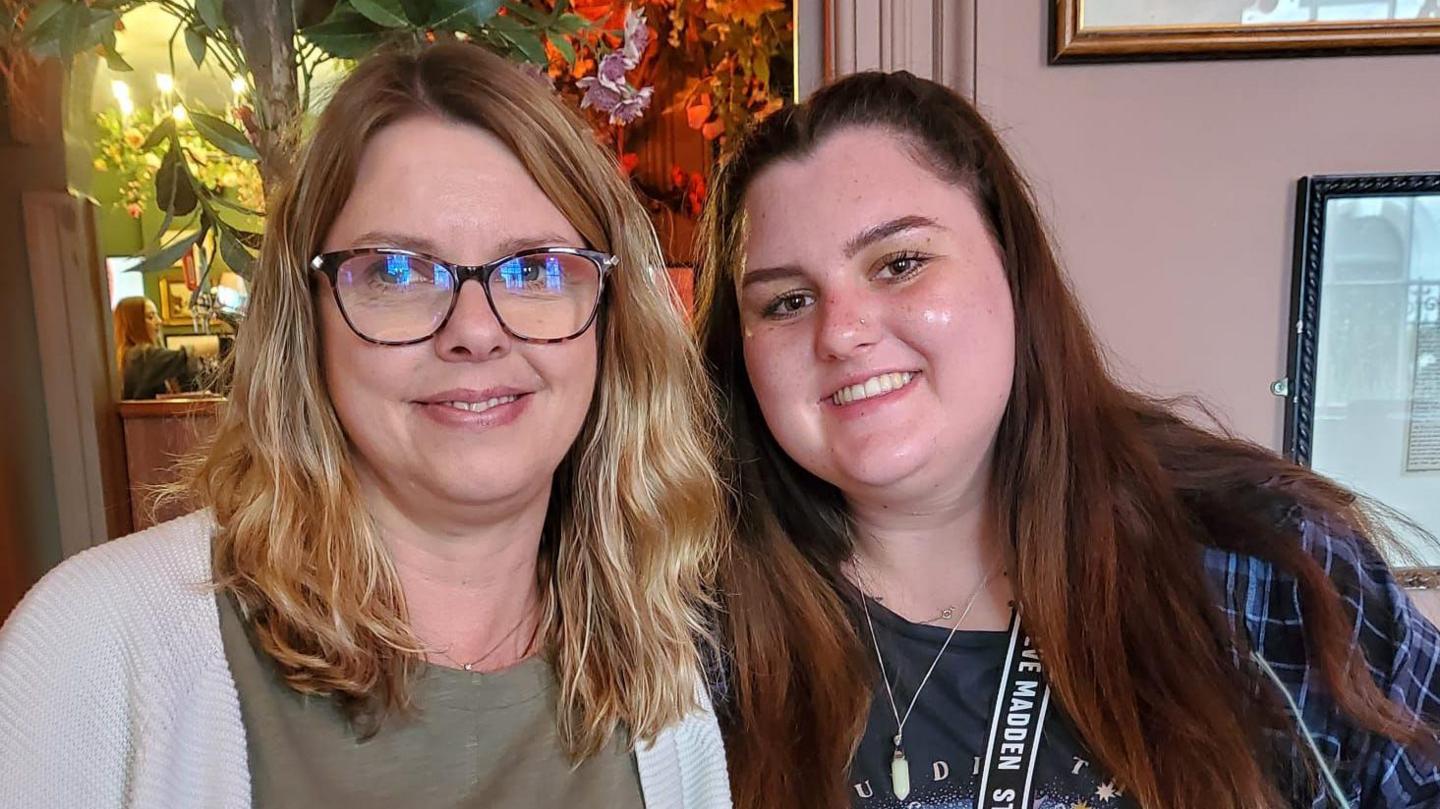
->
<box><xmin>309</xmin><ymin>245</ymin><xmax>618</xmax><ymax>346</ymax></box>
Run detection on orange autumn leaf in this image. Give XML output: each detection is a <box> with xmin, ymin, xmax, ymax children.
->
<box><xmin>570</xmin><ymin>52</ymin><xmax>595</xmax><ymax>79</ymax></box>
<box><xmin>686</xmin><ymin>93</ymin><xmax>713</xmax><ymax>130</ymax></box>
<box><xmin>701</xmin><ymin>119</ymin><xmax>724</xmax><ymax>141</ymax></box>
<box><xmin>718</xmin><ymin>0</ymin><xmax>785</xmax><ymax>27</ymax></box>
<box><xmin>754</xmin><ymin>95</ymin><xmax>785</xmax><ymax>122</ymax></box>
<box><xmin>572</xmin><ymin>0</ymin><xmax>625</xmax><ymax>26</ymax></box>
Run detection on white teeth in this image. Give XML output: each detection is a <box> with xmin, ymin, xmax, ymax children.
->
<box><xmin>440</xmin><ymin>395</ymin><xmax>518</xmax><ymax>414</ymax></box>
<box><xmin>831</xmin><ymin>372</ymin><xmax>914</xmax><ymax>406</ymax></box>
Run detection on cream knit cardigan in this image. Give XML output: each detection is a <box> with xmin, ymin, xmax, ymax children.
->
<box><xmin>0</xmin><ymin>512</ymin><xmax>731</xmax><ymax>809</ymax></box>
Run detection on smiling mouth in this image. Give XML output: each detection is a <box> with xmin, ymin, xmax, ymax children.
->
<box><xmin>829</xmin><ymin>371</ymin><xmax>916</xmax><ymax>406</ymax></box>
<box><xmin>432</xmin><ymin>395</ymin><xmax>521</xmax><ymax>414</ymax></box>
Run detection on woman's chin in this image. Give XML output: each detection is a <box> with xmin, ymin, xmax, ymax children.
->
<box><xmin>825</xmin><ymin>452</ymin><xmax>934</xmax><ymax>497</ymax></box>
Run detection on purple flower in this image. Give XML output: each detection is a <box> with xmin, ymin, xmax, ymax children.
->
<box><xmin>596</xmin><ymin>51</ymin><xmax>629</xmax><ymax>90</ymax></box>
<box><xmin>577</xmin><ymin>76</ymin><xmax>653</xmax><ymax>126</ymax></box>
<box><xmin>622</xmin><ymin>6</ymin><xmax>650</xmax><ymax>69</ymax></box>
<box><xmin>608</xmin><ymin>85</ymin><xmax>652</xmax><ymax>125</ymax></box>
<box><xmin>575</xmin><ymin>5</ymin><xmax>654</xmax><ymax>126</ymax></box>
<box><xmin>577</xmin><ymin>76</ymin><xmax>623</xmax><ymax>113</ymax></box>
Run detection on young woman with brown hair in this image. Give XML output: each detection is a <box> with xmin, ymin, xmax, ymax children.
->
<box><xmin>112</xmin><ymin>295</ymin><xmax>199</xmax><ymax>398</ymax></box>
<box><xmin>696</xmin><ymin>71</ymin><xmax>1440</xmax><ymax>808</ymax></box>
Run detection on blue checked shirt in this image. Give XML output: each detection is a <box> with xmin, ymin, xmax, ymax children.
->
<box><xmin>1205</xmin><ymin>516</ymin><xmax>1440</xmax><ymax>807</ymax></box>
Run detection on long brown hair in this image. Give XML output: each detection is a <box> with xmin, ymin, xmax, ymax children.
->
<box><xmin>188</xmin><ymin>42</ymin><xmax>724</xmax><ymax>756</ymax></box>
<box><xmin>696</xmin><ymin>71</ymin><xmax>1430</xmax><ymax>808</ymax></box>
<box><xmin>113</xmin><ymin>295</ymin><xmax>157</xmax><ymax>373</ymax></box>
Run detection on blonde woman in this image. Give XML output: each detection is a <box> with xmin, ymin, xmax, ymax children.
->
<box><xmin>0</xmin><ymin>43</ymin><xmax>728</xmax><ymax>808</ymax></box>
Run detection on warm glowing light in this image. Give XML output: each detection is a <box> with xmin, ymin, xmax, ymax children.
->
<box><xmin>171</xmin><ymin>105</ymin><xmax>188</xmax><ymax>123</ymax></box>
<box><xmin>230</xmin><ymin>76</ymin><xmax>246</xmax><ymax>94</ymax></box>
<box><xmin>155</xmin><ymin>73</ymin><xmax>175</xmax><ymax>94</ymax></box>
<box><xmin>117</xmin><ymin>97</ymin><xmax>135</xmax><ymax>117</ymax></box>
<box><xmin>111</xmin><ymin>80</ymin><xmax>131</xmax><ymax>101</ymax></box>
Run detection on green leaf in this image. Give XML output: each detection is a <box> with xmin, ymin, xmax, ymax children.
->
<box><xmin>86</xmin><ymin>7</ymin><xmax>117</xmax><ymax>42</ymax></box>
<box><xmin>301</xmin><ymin>8</ymin><xmax>387</xmax><ymax>59</ymax></box>
<box><xmin>19</xmin><ymin>0</ymin><xmax>72</xmax><ymax>51</ymax></box>
<box><xmin>100</xmin><ymin>30</ymin><xmax>131</xmax><ymax>71</ymax></box>
<box><xmin>58</xmin><ymin>4</ymin><xmax>93</xmax><ymax>61</ymax></box>
<box><xmin>217</xmin><ymin>226</ymin><xmax>254</xmax><ymax>276</ymax></box>
<box><xmin>196</xmin><ymin>0</ymin><xmax>226</xmax><ymax>31</ymax></box>
<box><xmin>140</xmin><ymin>119</ymin><xmax>175</xmax><ymax>151</ymax></box>
<box><xmin>351</xmin><ymin>0</ymin><xmax>410</xmax><ymax>28</ymax></box>
<box><xmin>21</xmin><ymin>0</ymin><xmax>68</xmax><ymax>38</ymax></box>
<box><xmin>212</xmin><ymin>204</ymin><xmax>265</xmax><ymax>235</ymax></box>
<box><xmin>155</xmin><ymin>146</ymin><xmax>199</xmax><ymax>217</ymax></box>
<box><xmin>552</xmin><ymin>12</ymin><xmax>589</xmax><ymax>35</ymax></box>
<box><xmin>398</xmin><ymin>0</ymin><xmax>432</xmax><ymax>25</ymax></box>
<box><xmin>500</xmin><ymin>28</ymin><xmax>546</xmax><ymax>63</ymax></box>
<box><xmin>549</xmin><ymin>33</ymin><xmax>574</xmax><ymax>65</ymax></box>
<box><xmin>207</xmin><ymin>193</ymin><xmax>263</xmax><ymax>218</ymax></box>
<box><xmin>189</xmin><ymin>110</ymin><xmax>259</xmax><ymax>161</ymax></box>
<box><xmin>429</xmin><ymin>0</ymin><xmax>501</xmax><ymax>28</ymax></box>
<box><xmin>101</xmin><ymin>44</ymin><xmax>131</xmax><ymax>70</ymax></box>
<box><xmin>133</xmin><ymin>229</ymin><xmax>204</xmax><ymax>275</ymax></box>
<box><xmin>501</xmin><ymin>1</ymin><xmax>546</xmax><ymax>26</ymax></box>
<box><xmin>184</xmin><ymin>26</ymin><xmax>207</xmax><ymax>67</ymax></box>
<box><xmin>143</xmin><ymin>209</ymin><xmax>178</xmax><ymax>254</ymax></box>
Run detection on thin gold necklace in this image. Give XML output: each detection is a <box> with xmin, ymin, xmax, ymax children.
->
<box><xmin>433</xmin><ymin>613</ymin><xmax>539</xmax><ymax>672</ymax></box>
<box><xmin>859</xmin><ymin>566</ymin><xmax>1000</xmax><ymax>801</ymax></box>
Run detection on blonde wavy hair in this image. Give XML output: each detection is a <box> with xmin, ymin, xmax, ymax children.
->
<box><xmin>188</xmin><ymin>42</ymin><xmax>724</xmax><ymax>756</ymax></box>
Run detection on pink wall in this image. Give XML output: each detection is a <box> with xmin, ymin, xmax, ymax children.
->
<box><xmin>971</xmin><ymin>3</ymin><xmax>1440</xmax><ymax>449</ymax></box>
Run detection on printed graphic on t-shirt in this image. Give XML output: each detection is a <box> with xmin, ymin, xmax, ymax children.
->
<box><xmin>849</xmin><ymin>726</ymin><xmax>1134</xmax><ymax>808</ymax></box>
<box><xmin>850</xmin><ymin>601</ymin><xmax>1138</xmax><ymax>809</ymax></box>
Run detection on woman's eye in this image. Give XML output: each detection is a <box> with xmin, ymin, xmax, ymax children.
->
<box><xmin>877</xmin><ymin>253</ymin><xmax>929</xmax><ymax>279</ymax></box>
<box><xmin>761</xmin><ymin>291</ymin><xmax>814</xmax><ymax>318</ymax></box>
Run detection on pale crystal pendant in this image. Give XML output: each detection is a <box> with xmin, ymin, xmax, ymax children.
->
<box><xmin>891</xmin><ymin>736</ymin><xmax>911</xmax><ymax>800</ymax></box>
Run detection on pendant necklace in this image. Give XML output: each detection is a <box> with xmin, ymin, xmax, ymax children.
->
<box><xmin>859</xmin><ymin>566</ymin><xmax>1000</xmax><ymax>801</ymax></box>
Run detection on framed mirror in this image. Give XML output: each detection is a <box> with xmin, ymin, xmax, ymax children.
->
<box><xmin>1052</xmin><ymin>0</ymin><xmax>1440</xmax><ymax>63</ymax></box>
<box><xmin>1281</xmin><ymin>173</ymin><xmax>1440</xmax><ymax>584</ymax></box>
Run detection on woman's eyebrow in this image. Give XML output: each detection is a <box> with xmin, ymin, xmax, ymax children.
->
<box><xmin>842</xmin><ymin>214</ymin><xmax>942</xmax><ymax>259</ymax></box>
<box><xmin>489</xmin><ymin>233</ymin><xmax>578</xmax><ymax>256</ymax></box>
<box><xmin>740</xmin><ymin>215</ymin><xmax>943</xmax><ymax>290</ymax></box>
<box><xmin>349</xmin><ymin>230</ymin><xmax>443</xmax><ymax>254</ymax></box>
<box><xmin>346</xmin><ymin>231</ymin><xmax>575</xmax><ymax>259</ymax></box>
<box><xmin>740</xmin><ymin>264</ymin><xmax>805</xmax><ymax>290</ymax></box>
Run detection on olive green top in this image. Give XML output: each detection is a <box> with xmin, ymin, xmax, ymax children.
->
<box><xmin>217</xmin><ymin>593</ymin><xmax>646</xmax><ymax>808</ymax></box>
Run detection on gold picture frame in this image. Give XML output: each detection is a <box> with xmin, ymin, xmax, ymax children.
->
<box><xmin>1052</xmin><ymin>1</ymin><xmax>1440</xmax><ymax>63</ymax></box>
<box><xmin>157</xmin><ymin>269</ymin><xmax>196</xmax><ymax>326</ymax></box>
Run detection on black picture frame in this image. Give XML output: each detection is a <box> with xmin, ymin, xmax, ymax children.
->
<box><xmin>1282</xmin><ymin>172</ymin><xmax>1440</xmax><ymax>586</ymax></box>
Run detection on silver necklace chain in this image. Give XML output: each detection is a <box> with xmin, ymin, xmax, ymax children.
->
<box><xmin>860</xmin><ymin>566</ymin><xmax>1000</xmax><ymax>749</ymax></box>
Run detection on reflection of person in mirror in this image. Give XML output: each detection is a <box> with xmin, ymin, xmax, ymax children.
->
<box><xmin>112</xmin><ymin>295</ymin><xmax>199</xmax><ymax>399</ymax></box>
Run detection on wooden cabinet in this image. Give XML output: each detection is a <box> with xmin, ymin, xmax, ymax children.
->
<box><xmin>119</xmin><ymin>397</ymin><xmax>223</xmax><ymax>531</ymax></box>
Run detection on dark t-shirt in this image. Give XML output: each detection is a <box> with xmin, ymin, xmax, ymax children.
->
<box><xmin>122</xmin><ymin>345</ymin><xmax>195</xmax><ymax>399</ymax></box>
<box><xmin>849</xmin><ymin>599</ymin><xmax>1138</xmax><ymax>809</ymax></box>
